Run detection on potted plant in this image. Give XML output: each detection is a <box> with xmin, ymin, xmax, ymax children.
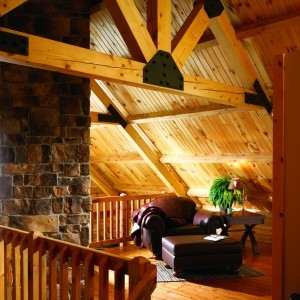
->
<box><xmin>209</xmin><ymin>176</ymin><xmax>243</xmax><ymax>214</ymax></box>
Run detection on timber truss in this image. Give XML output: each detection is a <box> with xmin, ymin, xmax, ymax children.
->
<box><xmin>0</xmin><ymin>0</ymin><xmax>271</xmax><ymax>110</ymax></box>
<box><xmin>0</xmin><ymin>0</ymin><xmax>272</xmax><ymax>197</ymax></box>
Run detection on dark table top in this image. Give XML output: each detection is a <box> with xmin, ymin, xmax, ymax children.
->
<box><xmin>222</xmin><ymin>210</ymin><xmax>266</xmax><ymax>226</ymax></box>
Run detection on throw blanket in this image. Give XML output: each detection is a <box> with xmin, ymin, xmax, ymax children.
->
<box><xmin>131</xmin><ymin>205</ymin><xmax>167</xmax><ymax>248</ymax></box>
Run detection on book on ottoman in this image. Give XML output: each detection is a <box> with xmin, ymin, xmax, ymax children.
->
<box><xmin>204</xmin><ymin>234</ymin><xmax>229</xmax><ymax>242</ymax></box>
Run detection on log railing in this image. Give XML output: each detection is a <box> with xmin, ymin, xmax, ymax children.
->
<box><xmin>0</xmin><ymin>225</ymin><xmax>156</xmax><ymax>300</ymax></box>
<box><xmin>89</xmin><ymin>193</ymin><xmax>175</xmax><ymax>249</ymax></box>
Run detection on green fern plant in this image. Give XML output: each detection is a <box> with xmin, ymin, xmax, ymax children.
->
<box><xmin>209</xmin><ymin>176</ymin><xmax>243</xmax><ymax>210</ymax></box>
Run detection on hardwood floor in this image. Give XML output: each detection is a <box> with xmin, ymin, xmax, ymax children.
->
<box><xmin>101</xmin><ymin>241</ymin><xmax>272</xmax><ymax>300</ymax></box>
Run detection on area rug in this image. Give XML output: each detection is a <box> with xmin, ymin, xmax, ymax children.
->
<box><xmin>154</xmin><ymin>263</ymin><xmax>265</xmax><ymax>282</ymax></box>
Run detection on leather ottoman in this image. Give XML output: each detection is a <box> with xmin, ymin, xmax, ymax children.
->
<box><xmin>162</xmin><ymin>235</ymin><xmax>242</xmax><ymax>276</ymax></box>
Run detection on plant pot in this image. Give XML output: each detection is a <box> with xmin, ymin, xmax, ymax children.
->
<box><xmin>226</xmin><ymin>207</ymin><xmax>233</xmax><ymax>215</ymax></box>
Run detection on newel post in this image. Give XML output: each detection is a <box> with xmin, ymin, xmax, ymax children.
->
<box><xmin>128</xmin><ymin>256</ymin><xmax>157</xmax><ymax>300</ymax></box>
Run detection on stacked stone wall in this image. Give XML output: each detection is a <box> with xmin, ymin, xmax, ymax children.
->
<box><xmin>0</xmin><ymin>0</ymin><xmax>91</xmax><ymax>245</ymax></box>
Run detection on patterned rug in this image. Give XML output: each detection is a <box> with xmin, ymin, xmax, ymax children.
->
<box><xmin>154</xmin><ymin>263</ymin><xmax>265</xmax><ymax>282</ymax></box>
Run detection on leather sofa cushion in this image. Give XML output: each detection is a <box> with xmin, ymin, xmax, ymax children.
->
<box><xmin>149</xmin><ymin>196</ymin><xmax>196</xmax><ymax>222</ymax></box>
<box><xmin>166</xmin><ymin>218</ymin><xmax>187</xmax><ymax>228</ymax></box>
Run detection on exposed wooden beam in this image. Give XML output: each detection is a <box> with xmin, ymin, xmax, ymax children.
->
<box><xmin>160</xmin><ymin>152</ymin><xmax>273</xmax><ymax>164</ymax></box>
<box><xmin>172</xmin><ymin>2</ymin><xmax>210</xmax><ymax>69</ymax></box>
<box><xmin>113</xmin><ymin>184</ymin><xmax>170</xmax><ymax>194</ymax></box>
<box><xmin>187</xmin><ymin>188</ymin><xmax>209</xmax><ymax>198</ymax></box>
<box><xmin>127</xmin><ymin>103</ymin><xmax>258</xmax><ymax>124</ymax></box>
<box><xmin>0</xmin><ymin>27</ymin><xmax>146</xmax><ymax>83</ymax></box>
<box><xmin>193</xmin><ymin>9</ymin><xmax>297</xmax><ymax>103</ymax></box>
<box><xmin>236</xmin><ymin>9</ymin><xmax>300</xmax><ymax>40</ymax></box>
<box><xmin>90</xmin><ymin>80</ymin><xmax>115</xmax><ymax>108</ymax></box>
<box><xmin>147</xmin><ymin>0</ymin><xmax>172</xmax><ymax>52</ymax></box>
<box><xmin>183</xmin><ymin>74</ymin><xmax>254</xmax><ymax>106</ymax></box>
<box><xmin>0</xmin><ymin>0</ymin><xmax>27</xmax><ymax>16</ymax></box>
<box><xmin>92</xmin><ymin>193</ymin><xmax>176</xmax><ymax>202</ymax></box>
<box><xmin>90</xmin><ymin>80</ymin><xmax>130</xmax><ymax>126</ymax></box>
<box><xmin>0</xmin><ymin>27</ymin><xmax>257</xmax><ymax>108</ymax></box>
<box><xmin>91</xmin><ymin>123</ymin><xmax>119</xmax><ymax>128</ymax></box>
<box><xmin>209</xmin><ymin>11</ymin><xmax>257</xmax><ymax>90</ymax></box>
<box><xmin>103</xmin><ymin>0</ymin><xmax>157</xmax><ymax>62</ymax></box>
<box><xmin>157</xmin><ymin>0</ymin><xmax>171</xmax><ymax>52</ymax></box>
<box><xmin>241</xmin><ymin>39</ymin><xmax>273</xmax><ymax>99</ymax></box>
<box><xmin>90</xmin><ymin>153</ymin><xmax>144</xmax><ymax>164</ymax></box>
<box><xmin>123</xmin><ymin>124</ymin><xmax>189</xmax><ymax>197</ymax></box>
<box><xmin>196</xmin><ymin>9</ymin><xmax>300</xmax><ymax>48</ymax></box>
<box><xmin>128</xmin><ymin>125</ymin><xmax>188</xmax><ymax>193</ymax></box>
<box><xmin>90</xmin><ymin>111</ymin><xmax>102</xmax><ymax>123</ymax></box>
<box><xmin>194</xmin><ymin>35</ymin><xmax>272</xmax><ymax>101</ymax></box>
<box><xmin>91</xmin><ymin>80</ymin><xmax>190</xmax><ymax>197</ymax></box>
<box><xmin>95</xmin><ymin>81</ymin><xmax>132</xmax><ymax>118</ymax></box>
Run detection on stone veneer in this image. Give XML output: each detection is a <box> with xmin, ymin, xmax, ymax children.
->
<box><xmin>0</xmin><ymin>0</ymin><xmax>91</xmax><ymax>245</ymax></box>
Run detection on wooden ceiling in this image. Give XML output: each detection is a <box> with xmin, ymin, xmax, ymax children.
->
<box><xmin>89</xmin><ymin>0</ymin><xmax>290</xmax><ymax>210</ymax></box>
<box><xmin>1</xmin><ymin>0</ymin><xmax>300</xmax><ymax>211</ymax></box>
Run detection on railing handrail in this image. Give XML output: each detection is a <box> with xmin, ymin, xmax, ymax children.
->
<box><xmin>0</xmin><ymin>225</ymin><xmax>156</xmax><ymax>300</ymax></box>
<box><xmin>92</xmin><ymin>193</ymin><xmax>175</xmax><ymax>203</ymax></box>
<box><xmin>89</xmin><ymin>193</ymin><xmax>176</xmax><ymax>249</ymax></box>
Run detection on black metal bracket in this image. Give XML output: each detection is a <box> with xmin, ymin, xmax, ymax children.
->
<box><xmin>245</xmin><ymin>79</ymin><xmax>273</xmax><ymax>114</ymax></box>
<box><xmin>143</xmin><ymin>50</ymin><xmax>184</xmax><ymax>91</ymax></box>
<box><xmin>97</xmin><ymin>104</ymin><xmax>127</xmax><ymax>128</ymax></box>
<box><xmin>0</xmin><ymin>31</ymin><xmax>28</xmax><ymax>56</ymax></box>
<box><xmin>204</xmin><ymin>0</ymin><xmax>224</xmax><ymax>18</ymax></box>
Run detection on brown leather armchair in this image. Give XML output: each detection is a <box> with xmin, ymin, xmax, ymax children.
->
<box><xmin>131</xmin><ymin>196</ymin><xmax>224</xmax><ymax>259</ymax></box>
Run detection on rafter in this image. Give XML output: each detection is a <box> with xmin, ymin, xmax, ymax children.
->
<box><xmin>0</xmin><ymin>0</ymin><xmax>27</xmax><ymax>16</ymax></box>
<box><xmin>159</xmin><ymin>152</ymin><xmax>273</xmax><ymax>164</ymax></box>
<box><xmin>123</xmin><ymin>124</ymin><xmax>189</xmax><ymax>197</ymax></box>
<box><xmin>171</xmin><ymin>1</ymin><xmax>210</xmax><ymax>69</ymax></box>
<box><xmin>183</xmin><ymin>74</ymin><xmax>254</xmax><ymax>106</ymax></box>
<box><xmin>196</xmin><ymin>8</ymin><xmax>300</xmax><ymax>48</ymax></box>
<box><xmin>113</xmin><ymin>184</ymin><xmax>169</xmax><ymax>194</ymax></box>
<box><xmin>187</xmin><ymin>188</ymin><xmax>209</xmax><ymax>198</ymax></box>
<box><xmin>209</xmin><ymin>11</ymin><xmax>257</xmax><ymax>90</ymax></box>
<box><xmin>91</xmin><ymin>153</ymin><xmax>144</xmax><ymax>164</ymax></box>
<box><xmin>235</xmin><ymin>9</ymin><xmax>300</xmax><ymax>40</ymax></box>
<box><xmin>0</xmin><ymin>27</ymin><xmax>258</xmax><ymax>108</ymax></box>
<box><xmin>147</xmin><ymin>0</ymin><xmax>172</xmax><ymax>52</ymax></box>
<box><xmin>242</xmin><ymin>39</ymin><xmax>273</xmax><ymax>99</ymax></box>
<box><xmin>90</xmin><ymin>80</ymin><xmax>190</xmax><ymax>197</ymax></box>
<box><xmin>127</xmin><ymin>104</ymin><xmax>257</xmax><ymax>124</ymax></box>
<box><xmin>104</xmin><ymin>0</ymin><xmax>157</xmax><ymax>62</ymax></box>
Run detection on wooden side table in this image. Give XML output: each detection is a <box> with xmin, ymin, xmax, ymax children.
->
<box><xmin>220</xmin><ymin>210</ymin><xmax>266</xmax><ymax>254</ymax></box>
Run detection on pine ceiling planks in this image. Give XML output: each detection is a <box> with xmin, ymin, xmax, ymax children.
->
<box><xmin>88</xmin><ymin>0</ymin><xmax>281</xmax><ymax>201</ymax></box>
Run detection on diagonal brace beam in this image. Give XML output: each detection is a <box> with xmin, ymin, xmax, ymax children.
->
<box><xmin>172</xmin><ymin>1</ymin><xmax>210</xmax><ymax>69</ymax></box>
<box><xmin>91</xmin><ymin>80</ymin><xmax>190</xmax><ymax>197</ymax></box>
<box><xmin>0</xmin><ymin>0</ymin><xmax>27</xmax><ymax>16</ymax></box>
<box><xmin>147</xmin><ymin>0</ymin><xmax>172</xmax><ymax>52</ymax></box>
<box><xmin>104</xmin><ymin>0</ymin><xmax>157</xmax><ymax>62</ymax></box>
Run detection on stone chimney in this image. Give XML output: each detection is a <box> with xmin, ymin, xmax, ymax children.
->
<box><xmin>0</xmin><ymin>0</ymin><xmax>91</xmax><ymax>245</ymax></box>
